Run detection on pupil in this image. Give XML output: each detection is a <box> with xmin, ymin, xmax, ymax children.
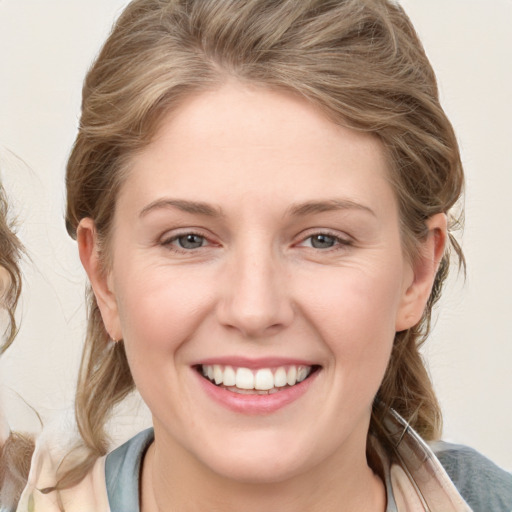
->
<box><xmin>312</xmin><ymin>234</ymin><xmax>335</xmax><ymax>249</ymax></box>
<box><xmin>179</xmin><ymin>234</ymin><xmax>203</xmax><ymax>249</ymax></box>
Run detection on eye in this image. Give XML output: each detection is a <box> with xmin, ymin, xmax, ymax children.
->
<box><xmin>297</xmin><ymin>231</ymin><xmax>352</xmax><ymax>251</ymax></box>
<box><xmin>308</xmin><ymin>234</ymin><xmax>337</xmax><ymax>249</ymax></box>
<box><xmin>174</xmin><ymin>233</ymin><xmax>206</xmax><ymax>249</ymax></box>
<box><xmin>162</xmin><ymin>232</ymin><xmax>208</xmax><ymax>250</ymax></box>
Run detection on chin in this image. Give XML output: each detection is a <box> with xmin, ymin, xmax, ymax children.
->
<box><xmin>192</xmin><ymin>433</ymin><xmax>321</xmax><ymax>485</ymax></box>
<box><xmin>206</xmin><ymin>454</ymin><xmax>307</xmax><ymax>485</ymax></box>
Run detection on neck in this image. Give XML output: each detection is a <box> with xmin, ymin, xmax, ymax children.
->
<box><xmin>141</xmin><ymin>432</ymin><xmax>386</xmax><ymax>512</ymax></box>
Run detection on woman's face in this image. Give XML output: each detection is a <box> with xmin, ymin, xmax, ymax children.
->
<box><xmin>82</xmin><ymin>83</ymin><xmax>440</xmax><ymax>483</ymax></box>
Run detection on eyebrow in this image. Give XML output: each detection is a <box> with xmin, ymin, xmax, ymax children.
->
<box><xmin>139</xmin><ymin>197</ymin><xmax>374</xmax><ymax>219</ymax></box>
<box><xmin>287</xmin><ymin>199</ymin><xmax>376</xmax><ymax>217</ymax></box>
<box><xmin>139</xmin><ymin>198</ymin><xmax>224</xmax><ymax>218</ymax></box>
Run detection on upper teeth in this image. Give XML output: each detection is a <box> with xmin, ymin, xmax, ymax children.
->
<box><xmin>201</xmin><ymin>365</ymin><xmax>312</xmax><ymax>390</ymax></box>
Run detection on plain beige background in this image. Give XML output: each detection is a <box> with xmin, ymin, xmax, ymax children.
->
<box><xmin>0</xmin><ymin>0</ymin><xmax>511</xmax><ymax>470</ymax></box>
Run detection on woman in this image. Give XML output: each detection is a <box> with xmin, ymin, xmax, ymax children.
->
<box><xmin>13</xmin><ymin>0</ymin><xmax>512</xmax><ymax>510</ymax></box>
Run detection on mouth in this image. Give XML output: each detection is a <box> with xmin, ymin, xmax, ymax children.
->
<box><xmin>196</xmin><ymin>364</ymin><xmax>321</xmax><ymax>395</ymax></box>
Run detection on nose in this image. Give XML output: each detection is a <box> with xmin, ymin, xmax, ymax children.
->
<box><xmin>216</xmin><ymin>244</ymin><xmax>294</xmax><ymax>339</ymax></box>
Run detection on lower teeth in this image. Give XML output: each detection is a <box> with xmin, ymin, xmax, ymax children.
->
<box><xmin>224</xmin><ymin>385</ymin><xmax>286</xmax><ymax>395</ymax></box>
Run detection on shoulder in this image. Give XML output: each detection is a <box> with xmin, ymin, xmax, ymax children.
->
<box><xmin>13</xmin><ymin>426</ymin><xmax>153</xmax><ymax>512</ymax></box>
<box><xmin>431</xmin><ymin>441</ymin><xmax>512</xmax><ymax>512</ymax></box>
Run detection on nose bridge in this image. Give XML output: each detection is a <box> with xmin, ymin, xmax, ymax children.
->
<box><xmin>217</xmin><ymin>237</ymin><xmax>293</xmax><ymax>337</ymax></box>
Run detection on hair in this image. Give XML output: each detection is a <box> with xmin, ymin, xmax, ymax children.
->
<box><xmin>0</xmin><ymin>183</ymin><xmax>23</xmax><ymax>355</ymax></box>
<box><xmin>60</xmin><ymin>0</ymin><xmax>463</xmax><ymax>489</ymax></box>
<box><xmin>0</xmin><ymin>183</ymin><xmax>34</xmax><ymax>508</ymax></box>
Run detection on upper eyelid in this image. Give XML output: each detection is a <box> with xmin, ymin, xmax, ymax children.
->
<box><xmin>295</xmin><ymin>228</ymin><xmax>353</xmax><ymax>243</ymax></box>
<box><xmin>160</xmin><ymin>227</ymin><xmax>212</xmax><ymax>242</ymax></box>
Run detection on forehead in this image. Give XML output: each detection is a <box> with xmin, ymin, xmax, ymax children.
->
<box><xmin>121</xmin><ymin>83</ymin><xmax>395</xmax><ymax>218</ymax></box>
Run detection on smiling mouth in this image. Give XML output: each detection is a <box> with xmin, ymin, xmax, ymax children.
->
<box><xmin>196</xmin><ymin>364</ymin><xmax>320</xmax><ymax>395</ymax></box>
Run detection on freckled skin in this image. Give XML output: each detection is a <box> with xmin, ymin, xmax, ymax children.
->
<box><xmin>80</xmin><ymin>83</ymin><xmax>444</xmax><ymax>511</ymax></box>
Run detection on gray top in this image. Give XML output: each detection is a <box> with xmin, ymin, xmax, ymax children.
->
<box><xmin>433</xmin><ymin>440</ymin><xmax>512</xmax><ymax>511</ymax></box>
<box><xmin>105</xmin><ymin>428</ymin><xmax>150</xmax><ymax>512</ymax></box>
<box><xmin>104</xmin><ymin>428</ymin><xmax>512</xmax><ymax>512</ymax></box>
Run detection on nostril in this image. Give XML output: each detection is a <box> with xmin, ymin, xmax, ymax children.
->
<box><xmin>217</xmin><ymin>301</ymin><xmax>294</xmax><ymax>339</ymax></box>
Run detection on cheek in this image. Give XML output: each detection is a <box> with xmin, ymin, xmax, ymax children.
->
<box><xmin>113</xmin><ymin>264</ymin><xmax>216</xmax><ymax>360</ymax></box>
<box><xmin>112</xmin><ymin>265</ymin><xmax>218</xmax><ymax>418</ymax></box>
<box><xmin>297</xmin><ymin>264</ymin><xmax>403</xmax><ymax>381</ymax></box>
<box><xmin>300</xmin><ymin>263</ymin><xmax>404</xmax><ymax>339</ymax></box>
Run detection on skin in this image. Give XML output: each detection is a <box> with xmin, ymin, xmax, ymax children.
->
<box><xmin>79</xmin><ymin>82</ymin><xmax>446</xmax><ymax>511</ymax></box>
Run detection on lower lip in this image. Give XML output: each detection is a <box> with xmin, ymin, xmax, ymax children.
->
<box><xmin>194</xmin><ymin>369</ymin><xmax>320</xmax><ymax>414</ymax></box>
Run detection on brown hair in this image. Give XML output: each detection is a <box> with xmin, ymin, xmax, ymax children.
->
<box><xmin>0</xmin><ymin>183</ymin><xmax>23</xmax><ymax>354</ymax></box>
<box><xmin>62</xmin><ymin>0</ymin><xmax>463</xmax><ymax>488</ymax></box>
<box><xmin>0</xmin><ymin>183</ymin><xmax>34</xmax><ymax>508</ymax></box>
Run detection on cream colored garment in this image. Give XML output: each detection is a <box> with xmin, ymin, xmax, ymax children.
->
<box><xmin>378</xmin><ymin>408</ymin><xmax>472</xmax><ymax>511</ymax></box>
<box><xmin>390</xmin><ymin>464</ymin><xmax>467</xmax><ymax>511</ymax></box>
<box><xmin>16</xmin><ymin>456</ymin><xmax>108</xmax><ymax>512</ymax></box>
<box><xmin>15</xmin><ymin>415</ymin><xmax>110</xmax><ymax>512</ymax></box>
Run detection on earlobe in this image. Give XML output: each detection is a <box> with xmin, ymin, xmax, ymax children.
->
<box><xmin>395</xmin><ymin>213</ymin><xmax>447</xmax><ymax>332</ymax></box>
<box><xmin>77</xmin><ymin>218</ymin><xmax>122</xmax><ymax>341</ymax></box>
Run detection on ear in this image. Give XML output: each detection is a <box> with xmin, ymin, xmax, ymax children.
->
<box><xmin>395</xmin><ymin>213</ymin><xmax>447</xmax><ymax>332</ymax></box>
<box><xmin>77</xmin><ymin>218</ymin><xmax>122</xmax><ymax>341</ymax></box>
